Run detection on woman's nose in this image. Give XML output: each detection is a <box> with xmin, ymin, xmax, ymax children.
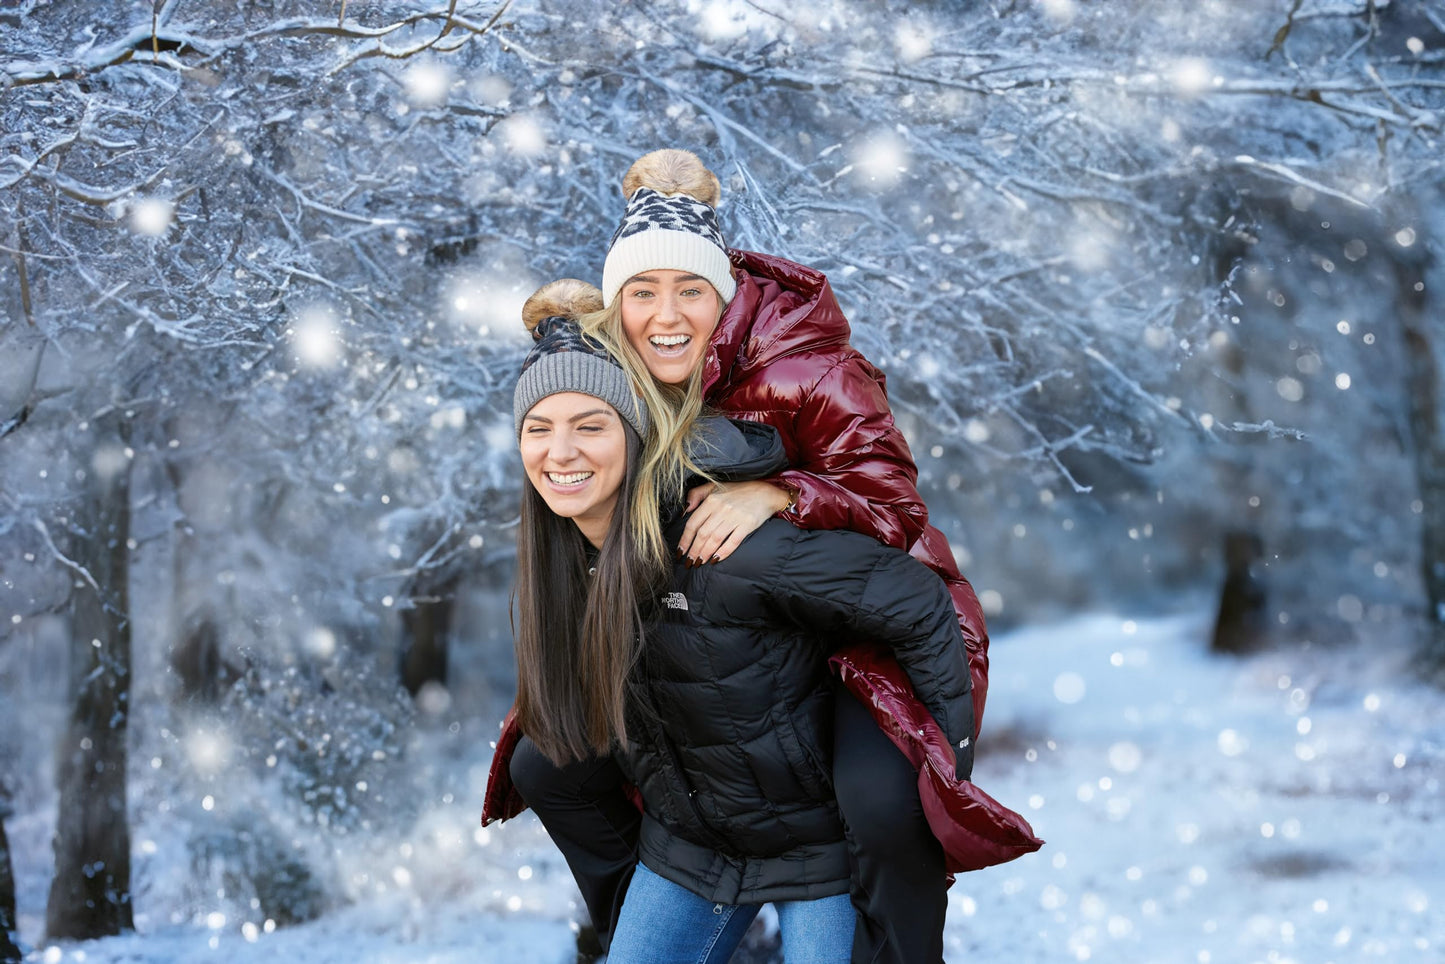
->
<box><xmin>548</xmin><ymin>431</ymin><xmax>579</xmax><ymax>460</ymax></box>
<box><xmin>655</xmin><ymin>293</ymin><xmax>680</xmax><ymax>322</ymax></box>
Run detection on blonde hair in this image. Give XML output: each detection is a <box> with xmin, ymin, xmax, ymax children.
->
<box><xmin>579</xmin><ymin>299</ymin><xmax>714</xmax><ymax>557</ymax></box>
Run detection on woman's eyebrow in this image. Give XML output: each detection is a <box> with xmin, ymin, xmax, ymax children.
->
<box><xmin>523</xmin><ymin>408</ymin><xmax>615</xmax><ymax>426</ymax></box>
<box><xmin>629</xmin><ymin>273</ymin><xmax>705</xmax><ymax>284</ymax></box>
<box><xmin>567</xmin><ymin>408</ymin><xmax>616</xmax><ymax>422</ymax></box>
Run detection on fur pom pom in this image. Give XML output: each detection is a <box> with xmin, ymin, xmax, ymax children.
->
<box><xmin>621</xmin><ymin>149</ymin><xmax>721</xmax><ymax>206</ymax></box>
<box><xmin>522</xmin><ymin>279</ymin><xmax>604</xmax><ymax>334</ymax></box>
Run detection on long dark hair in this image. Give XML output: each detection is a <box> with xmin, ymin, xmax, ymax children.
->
<box><xmin>512</xmin><ymin>424</ymin><xmax>664</xmax><ymax>765</ymax></box>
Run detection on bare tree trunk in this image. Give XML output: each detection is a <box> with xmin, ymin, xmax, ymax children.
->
<box><xmin>163</xmin><ymin>449</ymin><xmax>236</xmax><ymax>704</ymax></box>
<box><xmin>171</xmin><ymin>605</ymin><xmax>236</xmax><ymax>704</ymax></box>
<box><xmin>1394</xmin><ymin>253</ymin><xmax>1445</xmax><ymax>674</ymax></box>
<box><xmin>399</xmin><ymin>571</ymin><xmax>456</xmax><ymax>698</ymax></box>
<box><xmin>1211</xmin><ymin>530</ymin><xmax>1269</xmax><ymax>655</ymax></box>
<box><xmin>1207</xmin><ymin>259</ymin><xmax>1269</xmax><ymax>655</ymax></box>
<box><xmin>1</xmin><ymin>807</ymin><xmax>19</xmax><ymax>962</ymax></box>
<box><xmin>45</xmin><ymin>423</ymin><xmax>134</xmax><ymax>940</ymax></box>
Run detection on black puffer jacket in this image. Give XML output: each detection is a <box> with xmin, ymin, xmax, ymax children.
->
<box><xmin>621</xmin><ymin>423</ymin><xmax>974</xmax><ymax>905</ymax></box>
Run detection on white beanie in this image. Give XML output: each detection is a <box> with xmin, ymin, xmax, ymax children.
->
<box><xmin>601</xmin><ymin>149</ymin><xmax>737</xmax><ymax>308</ymax></box>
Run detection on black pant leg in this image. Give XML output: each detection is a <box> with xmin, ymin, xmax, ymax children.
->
<box><xmin>508</xmin><ymin>736</ymin><xmax>641</xmax><ymax>949</ymax></box>
<box><xmin>832</xmin><ymin>683</ymin><xmax>949</xmax><ymax>964</ymax></box>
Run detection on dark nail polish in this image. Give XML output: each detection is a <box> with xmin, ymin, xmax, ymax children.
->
<box><xmin>708</xmin><ymin>555</ymin><xmax>720</xmax><ymax>565</ymax></box>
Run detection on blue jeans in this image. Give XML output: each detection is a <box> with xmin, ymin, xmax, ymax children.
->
<box><xmin>608</xmin><ymin>862</ymin><xmax>855</xmax><ymax>964</ymax></box>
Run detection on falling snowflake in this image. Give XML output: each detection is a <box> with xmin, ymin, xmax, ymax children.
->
<box><xmin>128</xmin><ymin>197</ymin><xmax>174</xmax><ymax>236</ymax></box>
<box><xmin>852</xmin><ymin>131</ymin><xmax>909</xmax><ymax>190</ymax></box>
<box><xmin>404</xmin><ymin>62</ymin><xmax>451</xmax><ymax>107</ymax></box>
<box><xmin>292</xmin><ymin>306</ymin><xmax>344</xmax><ymax>368</ymax></box>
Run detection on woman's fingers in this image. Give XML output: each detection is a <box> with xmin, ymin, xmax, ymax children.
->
<box><xmin>677</xmin><ymin>496</ymin><xmax>725</xmax><ymax>563</ymax></box>
<box><xmin>683</xmin><ymin>482</ymin><xmax>715</xmax><ymax>514</ymax></box>
<box><xmin>687</xmin><ymin>511</ymin><xmax>734</xmax><ymax>566</ymax></box>
<box><xmin>708</xmin><ymin>527</ymin><xmax>750</xmax><ymax>565</ymax></box>
<box><xmin>677</xmin><ymin>481</ymin><xmax>790</xmax><ymax>565</ymax></box>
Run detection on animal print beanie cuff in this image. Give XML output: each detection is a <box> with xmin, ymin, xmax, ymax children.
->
<box><xmin>601</xmin><ymin>149</ymin><xmax>737</xmax><ymax>308</ymax></box>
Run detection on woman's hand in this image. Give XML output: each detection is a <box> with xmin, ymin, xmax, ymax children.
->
<box><xmin>677</xmin><ymin>480</ymin><xmax>792</xmax><ymax>566</ymax></box>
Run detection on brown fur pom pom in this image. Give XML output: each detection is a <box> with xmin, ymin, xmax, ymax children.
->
<box><xmin>522</xmin><ymin>279</ymin><xmax>604</xmax><ymax>334</ymax></box>
<box><xmin>621</xmin><ymin>149</ymin><xmax>721</xmax><ymax>206</ymax></box>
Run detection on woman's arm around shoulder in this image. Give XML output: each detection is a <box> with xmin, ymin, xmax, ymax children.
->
<box><xmin>756</xmin><ymin>524</ymin><xmax>974</xmax><ymax>779</ymax></box>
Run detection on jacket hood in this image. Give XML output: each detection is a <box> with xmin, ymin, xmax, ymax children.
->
<box><xmin>686</xmin><ymin>416</ymin><xmax>786</xmax><ymax>485</ymax></box>
<box><xmin>703</xmin><ymin>250</ymin><xmax>852</xmax><ymax>397</ymax></box>
<box><xmin>660</xmin><ymin>416</ymin><xmax>786</xmax><ymax>528</ymax></box>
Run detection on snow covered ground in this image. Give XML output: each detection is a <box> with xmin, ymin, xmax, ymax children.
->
<box><xmin>945</xmin><ymin>611</ymin><xmax>1441</xmax><ymax>964</ymax></box>
<box><xmin>10</xmin><ymin>610</ymin><xmax>1442</xmax><ymax>963</ymax></box>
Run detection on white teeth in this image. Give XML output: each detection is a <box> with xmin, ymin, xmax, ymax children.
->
<box><xmin>650</xmin><ymin>334</ymin><xmax>689</xmax><ymax>347</ymax></box>
<box><xmin>548</xmin><ymin>471</ymin><xmax>592</xmax><ymax>485</ymax></box>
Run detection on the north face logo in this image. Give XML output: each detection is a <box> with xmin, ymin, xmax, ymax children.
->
<box><xmin>662</xmin><ymin>592</ymin><xmax>689</xmax><ymax>611</ymax></box>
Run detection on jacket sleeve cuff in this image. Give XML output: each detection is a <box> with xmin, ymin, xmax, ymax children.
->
<box><xmin>937</xmin><ymin>697</ymin><xmax>976</xmax><ymax>782</ymax></box>
<box><xmin>951</xmin><ymin>731</ymin><xmax>975</xmax><ymax>782</ymax></box>
<box><xmin>773</xmin><ymin>470</ymin><xmax>814</xmax><ymax>519</ymax></box>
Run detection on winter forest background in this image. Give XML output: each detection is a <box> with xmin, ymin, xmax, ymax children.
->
<box><xmin>2</xmin><ymin>1</ymin><xmax>1443</xmax><ymax>962</ymax></box>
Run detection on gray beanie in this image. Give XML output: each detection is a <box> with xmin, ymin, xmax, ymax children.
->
<box><xmin>513</xmin><ymin>316</ymin><xmax>650</xmax><ymax>439</ymax></box>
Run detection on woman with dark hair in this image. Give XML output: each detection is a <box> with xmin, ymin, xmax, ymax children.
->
<box><xmin>507</xmin><ymin>312</ymin><xmax>978</xmax><ymax>962</ymax></box>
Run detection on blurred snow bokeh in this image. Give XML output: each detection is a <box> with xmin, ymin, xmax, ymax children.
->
<box><xmin>3</xmin><ymin>1</ymin><xmax>1444</xmax><ymax>961</ymax></box>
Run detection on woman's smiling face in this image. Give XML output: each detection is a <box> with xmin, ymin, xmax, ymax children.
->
<box><xmin>618</xmin><ymin>269</ymin><xmax>722</xmax><ymax>386</ymax></box>
<box><xmin>519</xmin><ymin>392</ymin><xmax>628</xmax><ymax>547</ymax></box>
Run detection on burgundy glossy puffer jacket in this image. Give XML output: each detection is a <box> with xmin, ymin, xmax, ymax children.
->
<box><xmin>699</xmin><ymin>251</ymin><xmax>991</xmax><ymax>725</ymax></box>
<box><xmin>483</xmin><ymin>251</ymin><xmax>1041</xmax><ymax>872</ymax></box>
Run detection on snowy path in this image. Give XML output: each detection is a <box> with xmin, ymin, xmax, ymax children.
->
<box><xmin>12</xmin><ymin>611</ymin><xmax>1442</xmax><ymax>963</ymax></box>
